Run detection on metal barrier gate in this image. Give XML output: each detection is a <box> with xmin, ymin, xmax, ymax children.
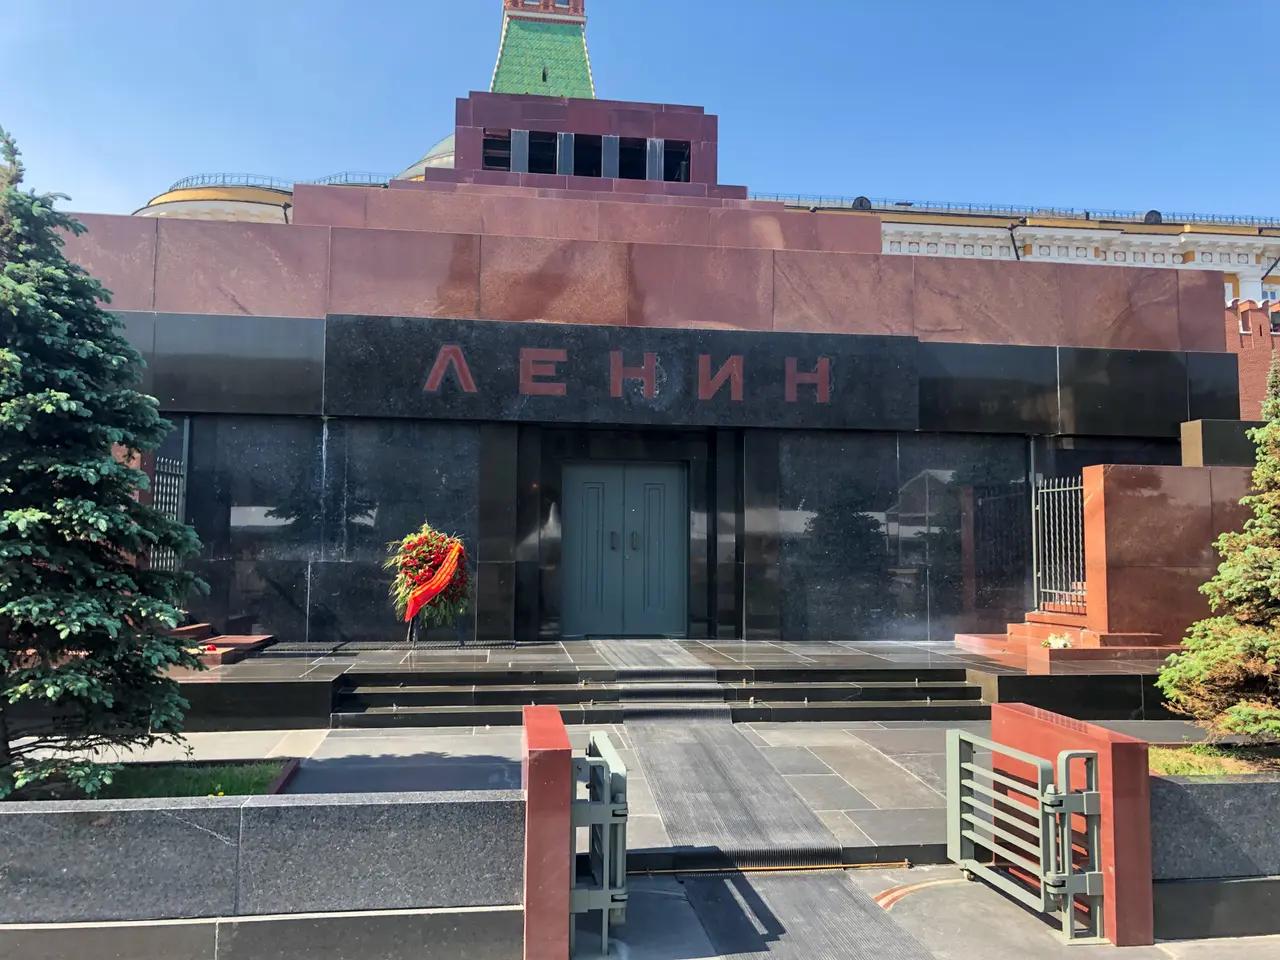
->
<box><xmin>1032</xmin><ymin>475</ymin><xmax>1086</xmax><ymax>614</ymax></box>
<box><xmin>946</xmin><ymin>730</ymin><xmax>1104</xmax><ymax>943</ymax></box>
<box><xmin>571</xmin><ymin>731</ymin><xmax>628</xmax><ymax>955</ymax></box>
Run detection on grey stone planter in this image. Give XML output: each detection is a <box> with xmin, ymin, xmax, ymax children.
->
<box><xmin>0</xmin><ymin>790</ymin><xmax>524</xmax><ymax>924</ymax></box>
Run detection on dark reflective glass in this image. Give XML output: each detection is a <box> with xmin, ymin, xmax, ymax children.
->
<box><xmin>186</xmin><ymin>416</ymin><xmax>324</xmax><ymax>561</ymax></box>
<box><xmin>1187</xmin><ymin>352</ymin><xmax>1241</xmax><ymax>422</ymax></box>
<box><xmin>777</xmin><ymin>432</ymin><xmax>899</xmax><ymax>641</ymax></box>
<box><xmin>321</xmin><ymin>419</ymin><xmax>481</xmax><ymax>564</ymax></box>
<box><xmin>1033</xmin><ymin>436</ymin><xmax>1180</xmax><ymax>479</ymax></box>
<box><xmin>896</xmin><ymin>433</ymin><xmax>1031</xmax><ymax>641</ymax></box>
<box><xmin>153</xmin><ymin>313</ymin><xmax>324</xmax><ymax>415</ymax></box>
<box><xmin>185</xmin><ymin>559</ymin><xmax>310</xmax><ymax>645</ymax></box>
<box><xmin>1058</xmin><ymin>348</ymin><xmax>1188</xmax><ymax>437</ymax></box>
<box><xmin>308</xmin><ymin>560</ymin><xmax>474</xmax><ymax>646</ymax></box>
<box><xmin>918</xmin><ymin>342</ymin><xmax>1058</xmax><ymax>434</ymax></box>
<box><xmin>116</xmin><ymin>310</ymin><xmax>156</xmax><ymax>393</ymax></box>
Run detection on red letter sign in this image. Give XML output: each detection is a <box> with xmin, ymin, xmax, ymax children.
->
<box><xmin>519</xmin><ymin>348</ymin><xmax>567</xmax><ymax>397</ymax></box>
<box><xmin>697</xmin><ymin>355</ymin><xmax>744</xmax><ymax>402</ymax></box>
<box><xmin>785</xmin><ymin>357</ymin><xmax>830</xmax><ymax>404</ymax></box>
<box><xmin>610</xmin><ymin>351</ymin><xmax>657</xmax><ymax>399</ymax></box>
<box><xmin>424</xmin><ymin>344</ymin><xmax>477</xmax><ymax>393</ymax></box>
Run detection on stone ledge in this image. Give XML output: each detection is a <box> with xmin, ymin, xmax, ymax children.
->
<box><xmin>0</xmin><ymin>791</ymin><xmax>525</xmax><ymax>924</ymax></box>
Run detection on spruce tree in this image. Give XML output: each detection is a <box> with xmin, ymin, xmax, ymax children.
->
<box><xmin>0</xmin><ymin>127</ymin><xmax>202</xmax><ymax>798</ymax></box>
<box><xmin>1157</xmin><ymin>352</ymin><xmax>1280</xmax><ymax>737</ymax></box>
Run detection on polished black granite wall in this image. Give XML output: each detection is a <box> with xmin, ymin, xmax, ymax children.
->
<box><xmin>132</xmin><ymin>310</ymin><xmax>1244</xmax><ymax>643</ymax></box>
<box><xmin>176</xmin><ymin>414</ymin><xmax>1204</xmax><ymax>644</ymax></box>
<box><xmin>770</xmin><ymin>431</ymin><xmax>1031</xmax><ymax>641</ymax></box>
<box><xmin>119</xmin><ymin>311</ymin><xmax>1241</xmax><ymax>440</ymax></box>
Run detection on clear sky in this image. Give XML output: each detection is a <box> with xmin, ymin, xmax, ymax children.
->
<box><xmin>5</xmin><ymin>0</ymin><xmax>1279</xmax><ymax>217</ymax></box>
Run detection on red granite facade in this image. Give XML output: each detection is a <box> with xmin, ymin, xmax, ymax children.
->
<box><xmin>66</xmin><ymin>197</ymin><xmax>1225</xmax><ymax>352</ymax></box>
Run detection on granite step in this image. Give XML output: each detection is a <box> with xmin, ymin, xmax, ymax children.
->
<box><xmin>337</xmin><ymin>680</ymin><xmax>983</xmax><ymax>709</ymax></box>
<box><xmin>329</xmin><ymin>698</ymin><xmax>989</xmax><ymax>728</ymax></box>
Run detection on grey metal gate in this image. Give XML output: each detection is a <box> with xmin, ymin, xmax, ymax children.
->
<box><xmin>571</xmin><ymin>731</ymin><xmax>628</xmax><ymax>955</ymax></box>
<box><xmin>946</xmin><ymin>729</ymin><xmax>1103</xmax><ymax>943</ymax></box>
<box><xmin>1032</xmin><ymin>476</ymin><xmax>1085</xmax><ymax>614</ymax></box>
<box><xmin>149</xmin><ymin>454</ymin><xmax>187</xmax><ymax>572</ymax></box>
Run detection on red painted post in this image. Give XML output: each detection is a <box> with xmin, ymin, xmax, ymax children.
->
<box><xmin>990</xmin><ymin>703</ymin><xmax>1153</xmax><ymax>946</ymax></box>
<box><xmin>522</xmin><ymin>705</ymin><xmax>573</xmax><ymax>960</ymax></box>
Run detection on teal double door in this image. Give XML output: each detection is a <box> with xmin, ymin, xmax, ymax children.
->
<box><xmin>561</xmin><ymin>462</ymin><xmax>688</xmax><ymax>638</ymax></box>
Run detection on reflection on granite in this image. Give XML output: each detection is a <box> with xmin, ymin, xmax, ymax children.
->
<box><xmin>186</xmin><ymin>416</ymin><xmax>324</xmax><ymax>562</ymax></box>
<box><xmin>777</xmin><ymin>431</ymin><xmax>1030</xmax><ymax>641</ymax></box>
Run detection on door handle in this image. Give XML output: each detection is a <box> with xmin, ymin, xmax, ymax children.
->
<box><xmin>610</xmin><ymin>531</ymin><xmax>619</xmax><ymax>551</ymax></box>
<box><xmin>631</xmin><ymin>531</ymin><xmax>640</xmax><ymax>551</ymax></box>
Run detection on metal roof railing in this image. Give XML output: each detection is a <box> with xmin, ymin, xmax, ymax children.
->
<box><xmin>161</xmin><ymin>175</ymin><xmax>1280</xmax><ymax>229</ymax></box>
<box><xmin>166</xmin><ymin>171</ymin><xmax>394</xmax><ymax>192</ymax></box>
<box><xmin>750</xmin><ymin>192</ymin><xmax>1280</xmax><ymax>229</ymax></box>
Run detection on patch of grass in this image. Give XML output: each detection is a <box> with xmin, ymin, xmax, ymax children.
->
<box><xmin>1149</xmin><ymin>743</ymin><xmax>1279</xmax><ymax>777</ymax></box>
<box><xmin>96</xmin><ymin>761</ymin><xmax>288</xmax><ymax>799</ymax></box>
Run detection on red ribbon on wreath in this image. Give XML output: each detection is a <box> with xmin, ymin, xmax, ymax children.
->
<box><xmin>403</xmin><ymin>540</ymin><xmax>464</xmax><ymax>622</ymax></box>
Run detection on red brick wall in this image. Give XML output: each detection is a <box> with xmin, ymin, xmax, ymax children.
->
<box><xmin>1225</xmin><ymin>301</ymin><xmax>1279</xmax><ymax>419</ymax></box>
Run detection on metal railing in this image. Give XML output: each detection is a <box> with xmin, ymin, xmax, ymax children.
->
<box><xmin>750</xmin><ymin>192</ymin><xmax>1280</xmax><ymax>228</ymax></box>
<box><xmin>149</xmin><ymin>455</ymin><xmax>186</xmax><ymax>572</ymax></box>
<box><xmin>571</xmin><ymin>731</ymin><xmax>628</xmax><ymax>956</ymax></box>
<box><xmin>946</xmin><ymin>730</ymin><xmax>1104</xmax><ymax>944</ymax></box>
<box><xmin>166</xmin><ymin>171</ymin><xmax>395</xmax><ymax>192</ymax></box>
<box><xmin>1033</xmin><ymin>476</ymin><xmax>1086</xmax><ymax>615</ymax></box>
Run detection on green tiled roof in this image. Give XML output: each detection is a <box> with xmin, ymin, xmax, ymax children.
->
<box><xmin>492</xmin><ymin>17</ymin><xmax>595</xmax><ymax>99</ymax></box>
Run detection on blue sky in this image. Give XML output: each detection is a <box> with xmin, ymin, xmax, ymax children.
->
<box><xmin>5</xmin><ymin>0</ymin><xmax>1279</xmax><ymax>217</ymax></box>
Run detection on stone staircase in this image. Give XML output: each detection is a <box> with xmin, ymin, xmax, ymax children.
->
<box><xmin>330</xmin><ymin>665</ymin><xmax>989</xmax><ymax>727</ymax></box>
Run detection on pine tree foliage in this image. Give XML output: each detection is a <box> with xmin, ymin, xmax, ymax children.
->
<box><xmin>0</xmin><ymin>127</ymin><xmax>203</xmax><ymax>798</ymax></box>
<box><xmin>1157</xmin><ymin>352</ymin><xmax>1280</xmax><ymax>737</ymax></box>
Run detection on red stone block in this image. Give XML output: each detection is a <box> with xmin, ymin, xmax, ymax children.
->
<box><xmin>1097</xmin><ymin>464</ymin><xmax>1215</xmax><ymax>568</ymax></box>
<box><xmin>522</xmin><ymin>705</ymin><xmax>571</xmax><ymax>960</ymax></box>
<box><xmin>1056</xmin><ymin>263</ymin><xmax>1180</xmax><ymax>351</ymax></box>
<box><xmin>1179</xmin><ymin>270</ymin><xmax>1228</xmax><ymax>351</ymax></box>
<box><xmin>455</xmin><ymin>96</ymin><xmax>473</xmax><ymax>127</ymax></box>
<box><xmin>479</xmin><ymin>195</ymin><xmax>600</xmax><ymax>242</ymax></box>
<box><xmin>290</xmin><ymin>183</ymin><xmax>368</xmax><ymax>228</ymax></box>
<box><xmin>712</xmin><ymin>185</ymin><xmax>750</xmax><ymax>200</ymax></box>
<box><xmin>1102</xmin><ymin>564</ymin><xmax>1213</xmax><ymax>642</ymax></box>
<box><xmin>454</xmin><ymin>125</ymin><xmax>484</xmax><ymax>170</ymax></box>
<box><xmin>520</xmin><ymin>99</ymin><xmax>569</xmax><ymax>124</ymax></box>
<box><xmin>914</xmin><ymin>257</ymin><xmax>1065</xmax><ymax>346</ymax></box>
<box><xmin>154</xmin><ymin>219</ymin><xmax>328</xmax><ymax>318</ymax></box>
<box><xmin>364</xmin><ymin>190</ymin><xmax>484</xmax><ymax>234</ymax></box>
<box><xmin>565</xmin><ymin>101</ymin><xmax>612</xmax><ymax>136</ymax></box>
<box><xmin>521</xmin><ymin>173</ymin><xmax>569</xmax><ymax>191</ymax></box>
<box><xmin>63</xmin><ymin>214</ymin><xmax>157</xmax><ymax>311</ymax></box>
<box><xmin>628</xmin><ymin>244</ymin><xmax>773</xmax><ymax>331</ymax></box>
<box><xmin>328</xmin><ymin>227</ymin><xmax>479</xmax><ymax>319</ymax></box>
<box><xmin>711</xmin><ymin>209</ymin><xmax>880</xmax><ymax>254</ymax></box>
<box><xmin>611</xmin><ymin>179</ymin><xmax>665</xmax><ymax>196</ymax></box>
<box><xmin>660</xmin><ymin>181</ymin><xmax>710</xmax><ymax>198</ymax></box>
<box><xmin>609</xmin><ymin>108</ymin><xmax>657</xmax><ymax>139</ymax></box>
<box><xmin>473</xmin><ymin>169</ymin><xmax>522</xmax><ymax>187</ymax></box>
<box><xmin>597</xmin><ymin>202</ymin><xmax>711</xmax><ymax>246</ymax></box>
<box><xmin>774</xmin><ymin>252</ymin><xmax>914</xmax><ymax>335</ymax></box>
<box><xmin>990</xmin><ymin>703</ymin><xmax>1152</xmax><ymax>946</ymax></box>
<box><xmin>564</xmin><ymin>175</ymin><xmax>612</xmax><ymax>194</ymax></box>
<box><xmin>480</xmin><ymin>236</ymin><xmax>628</xmax><ymax>325</ymax></box>
<box><xmin>1209</xmin><ymin>464</ymin><xmax>1252</xmax><ymax>536</ymax></box>
<box><xmin>691</xmin><ymin>141</ymin><xmax>718</xmax><ymax>185</ymax></box>
<box><xmin>652</xmin><ymin>108</ymin><xmax>706</xmax><ymax>142</ymax></box>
